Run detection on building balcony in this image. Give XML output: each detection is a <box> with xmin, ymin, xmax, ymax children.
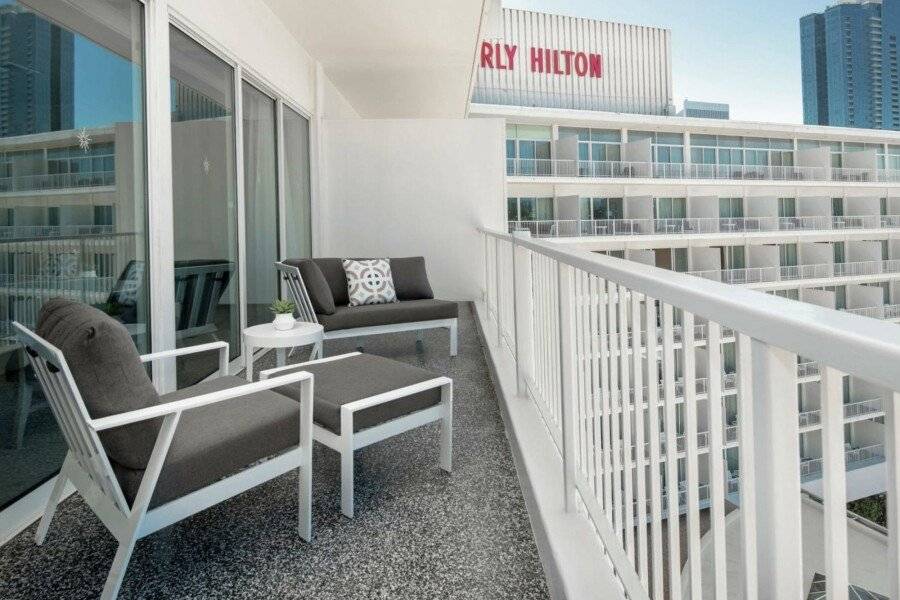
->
<box><xmin>0</xmin><ymin>171</ymin><xmax>116</xmax><ymax>194</ymax></box>
<box><xmin>508</xmin><ymin>215</ymin><xmax>900</xmax><ymax>239</ymax></box>
<box><xmin>687</xmin><ymin>259</ymin><xmax>900</xmax><ymax>286</ymax></box>
<box><xmin>506</xmin><ymin>158</ymin><xmax>900</xmax><ymax>184</ymax></box>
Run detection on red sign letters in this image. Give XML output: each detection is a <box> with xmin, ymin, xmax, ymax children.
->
<box><xmin>479</xmin><ymin>41</ymin><xmax>602</xmax><ymax>78</ymax></box>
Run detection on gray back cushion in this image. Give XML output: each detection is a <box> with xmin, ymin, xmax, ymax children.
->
<box><xmin>390</xmin><ymin>257</ymin><xmax>434</xmax><ymax>300</ymax></box>
<box><xmin>283</xmin><ymin>259</ymin><xmax>336</xmax><ymax>315</ymax></box>
<box><xmin>311</xmin><ymin>257</ymin><xmax>434</xmax><ymax>306</ymax></box>
<box><xmin>312</xmin><ymin>258</ymin><xmax>350</xmax><ymax>306</ymax></box>
<box><xmin>36</xmin><ymin>298</ymin><xmax>161</xmax><ymax>470</ymax></box>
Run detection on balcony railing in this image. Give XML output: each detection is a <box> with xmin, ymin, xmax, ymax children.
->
<box><xmin>480</xmin><ymin>227</ymin><xmax>900</xmax><ymax>598</ymax></box>
<box><xmin>688</xmin><ymin>259</ymin><xmax>900</xmax><ymax>285</ymax></box>
<box><xmin>0</xmin><ymin>224</ymin><xmax>115</xmax><ymax>240</ymax></box>
<box><xmin>506</xmin><ymin>157</ymin><xmax>900</xmax><ymax>183</ymax></box>
<box><xmin>798</xmin><ymin>398</ymin><xmax>884</xmax><ymax>429</ymax></box>
<box><xmin>509</xmin><ymin>215</ymin><xmax>900</xmax><ymax>238</ymax></box>
<box><xmin>842</xmin><ymin>303</ymin><xmax>900</xmax><ymax>320</ymax></box>
<box><xmin>0</xmin><ymin>170</ymin><xmax>116</xmax><ymax>193</ymax></box>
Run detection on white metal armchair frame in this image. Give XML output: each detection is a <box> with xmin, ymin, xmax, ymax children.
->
<box><xmin>275</xmin><ymin>262</ymin><xmax>459</xmax><ymax>357</ymax></box>
<box><xmin>261</xmin><ymin>351</ymin><xmax>452</xmax><ymax>518</ymax></box>
<box><xmin>13</xmin><ymin>323</ymin><xmax>314</xmax><ymax>600</ymax></box>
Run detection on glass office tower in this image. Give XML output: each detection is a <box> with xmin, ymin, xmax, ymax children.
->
<box><xmin>801</xmin><ymin>0</ymin><xmax>900</xmax><ymax>130</ymax></box>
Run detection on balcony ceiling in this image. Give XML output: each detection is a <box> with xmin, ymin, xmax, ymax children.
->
<box><xmin>263</xmin><ymin>0</ymin><xmax>486</xmax><ymax>118</ymax></box>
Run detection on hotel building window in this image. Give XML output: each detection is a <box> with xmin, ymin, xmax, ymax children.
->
<box><xmin>780</xmin><ymin>243</ymin><xmax>799</xmax><ymax>267</ymax></box>
<box><xmin>834</xmin><ymin>241</ymin><xmax>846</xmax><ymax>264</ymax></box>
<box><xmin>719</xmin><ymin>197</ymin><xmax>744</xmax><ymax>219</ymax></box>
<box><xmin>654</xmin><ymin>197</ymin><xmax>686</xmax><ymax>220</ymax></box>
<box><xmin>691</xmin><ymin>135</ymin><xmax>794</xmax><ymax>168</ymax></box>
<box><xmin>630</xmin><ymin>131</ymin><xmax>684</xmax><ymax>163</ymax></box>
<box><xmin>823</xmin><ymin>285</ymin><xmax>848</xmax><ymax>310</ymax></box>
<box><xmin>558</xmin><ymin>127</ymin><xmax>621</xmax><ymax>162</ymax></box>
<box><xmin>0</xmin><ymin>0</ymin><xmax>149</xmax><ymax>511</ymax></box>
<box><xmin>506</xmin><ymin>124</ymin><xmax>551</xmax><ymax>175</ymax></box>
<box><xmin>508</xmin><ymin>197</ymin><xmax>553</xmax><ymax>221</ymax></box>
<box><xmin>778</xmin><ymin>197</ymin><xmax>797</xmax><ymax>218</ymax></box>
<box><xmin>581</xmin><ymin>197</ymin><xmax>623</xmax><ymax>220</ymax></box>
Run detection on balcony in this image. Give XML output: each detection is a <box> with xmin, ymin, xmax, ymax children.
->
<box><xmin>0</xmin><ymin>305</ymin><xmax>551</xmax><ymax>598</ymax></box>
<box><xmin>0</xmin><ymin>171</ymin><xmax>116</xmax><ymax>194</ymax></box>
<box><xmin>479</xmin><ymin>227</ymin><xmax>900</xmax><ymax>598</ymax></box>
<box><xmin>688</xmin><ymin>259</ymin><xmax>900</xmax><ymax>285</ymax></box>
<box><xmin>506</xmin><ymin>158</ymin><xmax>900</xmax><ymax>184</ymax></box>
<box><xmin>509</xmin><ymin>215</ymin><xmax>900</xmax><ymax>238</ymax></box>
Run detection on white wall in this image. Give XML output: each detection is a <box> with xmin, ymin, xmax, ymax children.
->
<box><xmin>169</xmin><ymin>0</ymin><xmax>318</xmax><ymax>113</ymax></box>
<box><xmin>320</xmin><ymin>118</ymin><xmax>506</xmax><ymax>300</ymax></box>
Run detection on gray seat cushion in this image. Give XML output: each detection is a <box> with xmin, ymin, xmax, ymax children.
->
<box><xmin>35</xmin><ymin>298</ymin><xmax>162</xmax><ymax>470</ymax></box>
<box><xmin>275</xmin><ymin>354</ymin><xmax>442</xmax><ymax>434</ymax></box>
<box><xmin>282</xmin><ymin>259</ymin><xmax>336</xmax><ymax>315</ymax></box>
<box><xmin>112</xmin><ymin>375</ymin><xmax>300</xmax><ymax>508</ymax></box>
<box><xmin>316</xmin><ymin>299</ymin><xmax>458</xmax><ymax>332</ymax></box>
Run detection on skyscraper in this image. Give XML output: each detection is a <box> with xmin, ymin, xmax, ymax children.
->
<box><xmin>0</xmin><ymin>4</ymin><xmax>74</xmax><ymax>137</ymax></box>
<box><xmin>800</xmin><ymin>0</ymin><xmax>900</xmax><ymax>130</ymax></box>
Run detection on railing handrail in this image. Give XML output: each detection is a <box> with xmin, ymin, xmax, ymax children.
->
<box><xmin>482</xmin><ymin>227</ymin><xmax>900</xmax><ymax>391</ymax></box>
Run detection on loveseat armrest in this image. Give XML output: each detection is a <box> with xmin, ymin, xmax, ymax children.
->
<box><xmin>140</xmin><ymin>341</ymin><xmax>229</xmax><ymax>377</ymax></box>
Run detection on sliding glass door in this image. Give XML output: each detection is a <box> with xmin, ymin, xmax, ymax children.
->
<box><xmin>169</xmin><ymin>27</ymin><xmax>239</xmax><ymax>387</ymax></box>
<box><xmin>242</xmin><ymin>82</ymin><xmax>279</xmax><ymax>325</ymax></box>
<box><xmin>0</xmin><ymin>0</ymin><xmax>148</xmax><ymax>510</ymax></box>
<box><xmin>283</xmin><ymin>107</ymin><xmax>312</xmax><ymax>260</ymax></box>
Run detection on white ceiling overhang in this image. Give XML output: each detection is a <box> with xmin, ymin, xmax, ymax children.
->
<box><xmin>263</xmin><ymin>0</ymin><xmax>488</xmax><ymax>118</ymax></box>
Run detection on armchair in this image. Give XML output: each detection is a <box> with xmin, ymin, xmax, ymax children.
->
<box><xmin>15</xmin><ymin>299</ymin><xmax>313</xmax><ymax>600</ymax></box>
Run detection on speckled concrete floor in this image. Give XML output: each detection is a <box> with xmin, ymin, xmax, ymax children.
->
<box><xmin>0</xmin><ymin>303</ymin><xmax>550</xmax><ymax>599</ymax></box>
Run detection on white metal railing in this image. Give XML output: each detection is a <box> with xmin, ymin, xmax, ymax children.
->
<box><xmin>504</xmin><ymin>157</ymin><xmax>900</xmax><ymax>183</ymax></box>
<box><xmin>842</xmin><ymin>304</ymin><xmax>900</xmax><ymax>320</ymax></box>
<box><xmin>798</xmin><ymin>398</ymin><xmax>884</xmax><ymax>428</ymax></box>
<box><xmin>0</xmin><ymin>224</ymin><xmax>115</xmax><ymax>239</ymax></box>
<box><xmin>480</xmin><ymin>227</ymin><xmax>900</xmax><ymax>599</ymax></box>
<box><xmin>688</xmin><ymin>259</ymin><xmax>900</xmax><ymax>285</ymax></box>
<box><xmin>0</xmin><ymin>170</ymin><xmax>115</xmax><ymax>193</ymax></box>
<box><xmin>508</xmin><ymin>215</ymin><xmax>900</xmax><ymax>238</ymax></box>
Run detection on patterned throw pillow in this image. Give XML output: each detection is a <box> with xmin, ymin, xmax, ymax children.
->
<box><xmin>343</xmin><ymin>259</ymin><xmax>398</xmax><ymax>306</ymax></box>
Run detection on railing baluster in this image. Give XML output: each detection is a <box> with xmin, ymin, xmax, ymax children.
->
<box><xmin>609</xmin><ymin>280</ymin><xmax>623</xmax><ymax>542</ymax></box>
<box><xmin>631</xmin><ymin>291</ymin><xmax>649</xmax><ymax>588</ymax></box>
<box><xmin>618</xmin><ymin>285</ymin><xmax>635</xmax><ymax>564</ymax></box>
<box><xmin>600</xmin><ymin>278</ymin><xmax>613</xmax><ymax>521</ymax></box>
<box><xmin>706</xmin><ymin>322</ymin><xmax>728</xmax><ymax>600</ymax></box>
<box><xmin>886</xmin><ymin>391</ymin><xmax>900</xmax><ymax>600</ymax></box>
<box><xmin>558</xmin><ymin>262</ymin><xmax>577</xmax><ymax>512</ymax></box>
<box><xmin>661</xmin><ymin>303</ymin><xmax>681</xmax><ymax>599</ymax></box>
<box><xmin>645</xmin><ymin>298</ymin><xmax>664</xmax><ymax>600</ymax></box>
<box><xmin>821</xmin><ymin>366</ymin><xmax>849</xmax><ymax>600</ymax></box>
<box><xmin>736</xmin><ymin>333</ymin><xmax>758</xmax><ymax>599</ymax></box>
<box><xmin>589</xmin><ymin>275</ymin><xmax>603</xmax><ymax>501</ymax></box>
<box><xmin>683</xmin><ymin>311</ymin><xmax>702</xmax><ymax>599</ymax></box>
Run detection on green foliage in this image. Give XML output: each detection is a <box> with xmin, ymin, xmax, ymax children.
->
<box><xmin>847</xmin><ymin>493</ymin><xmax>887</xmax><ymax>527</ymax></box>
<box><xmin>269</xmin><ymin>299</ymin><xmax>296</xmax><ymax>315</ymax></box>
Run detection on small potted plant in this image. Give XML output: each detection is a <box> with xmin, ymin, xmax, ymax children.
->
<box><xmin>270</xmin><ymin>299</ymin><xmax>296</xmax><ymax>331</ymax></box>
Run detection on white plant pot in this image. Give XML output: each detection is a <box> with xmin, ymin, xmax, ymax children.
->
<box><xmin>272</xmin><ymin>313</ymin><xmax>295</xmax><ymax>331</ymax></box>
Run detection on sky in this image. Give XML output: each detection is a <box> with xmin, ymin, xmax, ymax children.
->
<box><xmin>503</xmin><ymin>0</ymin><xmax>830</xmax><ymax>124</ymax></box>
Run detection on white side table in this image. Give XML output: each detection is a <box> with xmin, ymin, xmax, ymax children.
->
<box><xmin>242</xmin><ymin>321</ymin><xmax>324</xmax><ymax>381</ymax></box>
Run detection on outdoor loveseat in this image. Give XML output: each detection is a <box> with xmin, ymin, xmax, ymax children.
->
<box><xmin>277</xmin><ymin>257</ymin><xmax>458</xmax><ymax>356</ymax></box>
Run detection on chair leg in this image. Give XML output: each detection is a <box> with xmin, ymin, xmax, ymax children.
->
<box><xmin>35</xmin><ymin>454</ymin><xmax>73</xmax><ymax>545</ymax></box>
<box><xmin>298</xmin><ymin>460</ymin><xmax>312</xmax><ymax>541</ymax></box>
<box><xmin>14</xmin><ymin>375</ymin><xmax>33</xmax><ymax>449</ymax></box>
<box><xmin>310</xmin><ymin>341</ymin><xmax>323</xmax><ymax>360</ymax></box>
<box><xmin>440</xmin><ymin>383</ymin><xmax>453</xmax><ymax>473</ymax></box>
<box><xmin>449</xmin><ymin>320</ymin><xmax>458</xmax><ymax>357</ymax></box>
<box><xmin>340</xmin><ymin>446</ymin><xmax>355</xmax><ymax>519</ymax></box>
<box><xmin>100</xmin><ymin>535</ymin><xmax>138</xmax><ymax>600</ymax></box>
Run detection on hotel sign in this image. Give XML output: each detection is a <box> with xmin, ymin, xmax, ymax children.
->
<box><xmin>479</xmin><ymin>41</ymin><xmax>603</xmax><ymax>78</ymax></box>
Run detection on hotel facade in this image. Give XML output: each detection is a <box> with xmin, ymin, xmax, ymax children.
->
<box><xmin>473</xmin><ymin>7</ymin><xmax>899</xmax><ymax>507</ymax></box>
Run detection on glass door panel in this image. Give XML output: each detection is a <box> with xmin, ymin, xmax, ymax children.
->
<box><xmin>0</xmin><ymin>0</ymin><xmax>149</xmax><ymax>510</ymax></box>
<box><xmin>170</xmin><ymin>26</ymin><xmax>239</xmax><ymax>387</ymax></box>
<box><xmin>283</xmin><ymin>106</ymin><xmax>312</xmax><ymax>260</ymax></box>
<box><xmin>242</xmin><ymin>82</ymin><xmax>279</xmax><ymax>326</ymax></box>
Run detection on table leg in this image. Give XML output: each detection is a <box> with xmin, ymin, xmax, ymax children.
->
<box><xmin>245</xmin><ymin>343</ymin><xmax>254</xmax><ymax>382</ymax></box>
<box><xmin>276</xmin><ymin>347</ymin><xmax>286</xmax><ymax>367</ymax></box>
